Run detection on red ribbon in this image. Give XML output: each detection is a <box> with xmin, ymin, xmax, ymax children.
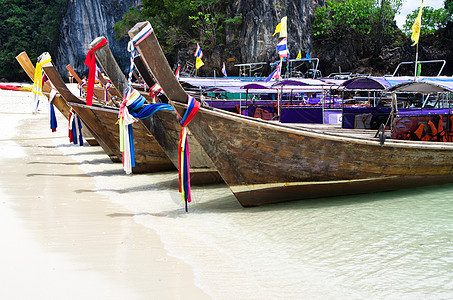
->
<box><xmin>84</xmin><ymin>38</ymin><xmax>107</xmax><ymax>106</ymax></box>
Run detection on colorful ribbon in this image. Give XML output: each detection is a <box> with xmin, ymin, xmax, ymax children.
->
<box><xmin>105</xmin><ymin>82</ymin><xmax>112</xmax><ymax>102</ymax></box>
<box><xmin>49</xmin><ymin>88</ymin><xmax>58</xmax><ymax>132</ymax></box>
<box><xmin>68</xmin><ymin>109</ymin><xmax>83</xmax><ymax>146</ymax></box>
<box><xmin>127</xmin><ymin>23</ymin><xmax>153</xmax><ymax>84</ymax></box>
<box><xmin>178</xmin><ymin>95</ymin><xmax>200</xmax><ymax>211</ymax></box>
<box><xmin>79</xmin><ymin>81</ymin><xmax>86</xmax><ymax>97</ymax></box>
<box><xmin>31</xmin><ymin>53</ymin><xmax>51</xmax><ymax>114</ymax></box>
<box><xmin>84</xmin><ymin>38</ymin><xmax>107</xmax><ymax>106</ymax></box>
<box><xmin>118</xmin><ymin>87</ymin><xmax>174</xmax><ymax>174</ymax></box>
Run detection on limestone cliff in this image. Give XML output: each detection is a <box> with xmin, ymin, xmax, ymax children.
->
<box><xmin>56</xmin><ymin>0</ymin><xmax>141</xmax><ymax>79</ymax></box>
<box><xmin>227</xmin><ymin>0</ymin><xmax>322</xmax><ymax>63</ymax></box>
<box><xmin>177</xmin><ymin>0</ymin><xmax>323</xmax><ymax>76</ymax></box>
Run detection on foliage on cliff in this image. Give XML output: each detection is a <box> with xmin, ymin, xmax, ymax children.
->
<box><xmin>312</xmin><ymin>0</ymin><xmax>452</xmax><ymax>75</ymax></box>
<box><xmin>403</xmin><ymin>0</ymin><xmax>453</xmax><ymax>35</ymax></box>
<box><xmin>312</xmin><ymin>0</ymin><xmax>403</xmax><ymax>55</ymax></box>
<box><xmin>0</xmin><ymin>0</ymin><xmax>67</xmax><ymax>81</ymax></box>
<box><xmin>114</xmin><ymin>0</ymin><xmax>241</xmax><ymax>59</ymax></box>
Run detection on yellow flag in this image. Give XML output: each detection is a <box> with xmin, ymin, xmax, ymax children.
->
<box><xmin>296</xmin><ymin>50</ymin><xmax>301</xmax><ymax>59</ymax></box>
<box><xmin>196</xmin><ymin>57</ymin><xmax>204</xmax><ymax>69</ymax></box>
<box><xmin>280</xmin><ymin>16</ymin><xmax>287</xmax><ymax>38</ymax></box>
<box><xmin>411</xmin><ymin>1</ymin><xmax>424</xmax><ymax>46</ymax></box>
<box><xmin>273</xmin><ymin>22</ymin><xmax>281</xmax><ymax>36</ymax></box>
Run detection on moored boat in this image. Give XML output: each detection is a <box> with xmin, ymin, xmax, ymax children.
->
<box><xmin>0</xmin><ymin>83</ymin><xmax>33</xmax><ymax>92</ymax></box>
<box><xmin>129</xmin><ymin>21</ymin><xmax>453</xmax><ymax>207</ymax></box>
<box><xmin>42</xmin><ymin>59</ymin><xmax>176</xmax><ymax>173</ymax></box>
<box><xmin>88</xmin><ymin>36</ymin><xmax>222</xmax><ymax>184</ymax></box>
<box><xmin>15</xmin><ymin>51</ymin><xmax>99</xmax><ymax>146</ymax></box>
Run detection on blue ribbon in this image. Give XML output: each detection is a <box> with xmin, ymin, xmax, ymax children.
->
<box><xmin>50</xmin><ymin>103</ymin><xmax>57</xmax><ymax>132</ymax></box>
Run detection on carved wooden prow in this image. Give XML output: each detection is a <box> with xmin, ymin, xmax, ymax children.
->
<box><xmin>128</xmin><ymin>22</ymin><xmax>188</xmax><ymax>103</ymax></box>
<box><xmin>42</xmin><ymin>61</ymin><xmax>84</xmax><ymax>105</ymax></box>
<box><xmin>16</xmin><ymin>51</ymin><xmax>51</xmax><ymax>94</ymax></box>
<box><xmin>66</xmin><ymin>64</ymin><xmax>83</xmax><ymax>84</ymax></box>
<box><xmin>90</xmin><ymin>36</ymin><xmax>129</xmax><ymax>96</ymax></box>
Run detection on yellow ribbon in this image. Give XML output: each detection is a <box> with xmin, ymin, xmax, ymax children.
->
<box><xmin>32</xmin><ymin>55</ymin><xmax>52</xmax><ymax>96</ymax></box>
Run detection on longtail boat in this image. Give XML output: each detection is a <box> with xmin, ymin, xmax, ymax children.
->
<box><xmin>15</xmin><ymin>51</ymin><xmax>99</xmax><ymax>146</ymax></box>
<box><xmin>129</xmin><ymin>21</ymin><xmax>453</xmax><ymax>207</ymax></box>
<box><xmin>42</xmin><ymin>59</ymin><xmax>175</xmax><ymax>173</ymax></box>
<box><xmin>89</xmin><ymin>36</ymin><xmax>222</xmax><ymax>184</ymax></box>
<box><xmin>66</xmin><ymin>63</ymin><xmax>122</xmax><ymax>103</ymax></box>
<box><xmin>0</xmin><ymin>83</ymin><xmax>32</xmax><ymax>92</ymax></box>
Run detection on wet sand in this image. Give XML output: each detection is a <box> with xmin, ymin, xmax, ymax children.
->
<box><xmin>0</xmin><ymin>89</ymin><xmax>209</xmax><ymax>299</ymax></box>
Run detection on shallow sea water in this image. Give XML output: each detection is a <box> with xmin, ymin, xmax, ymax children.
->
<box><xmin>3</xmin><ymin>89</ymin><xmax>453</xmax><ymax>299</ymax></box>
<box><xmin>55</xmin><ymin>124</ymin><xmax>453</xmax><ymax>299</ymax></box>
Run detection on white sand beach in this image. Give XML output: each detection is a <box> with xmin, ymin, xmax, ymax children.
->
<box><xmin>0</xmin><ymin>89</ymin><xmax>209</xmax><ymax>299</ymax></box>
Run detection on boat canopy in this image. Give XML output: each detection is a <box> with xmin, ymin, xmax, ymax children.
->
<box><xmin>342</xmin><ymin>77</ymin><xmax>393</xmax><ymax>90</ymax></box>
<box><xmin>241</xmin><ymin>83</ymin><xmax>273</xmax><ymax>89</ymax></box>
<box><xmin>386</xmin><ymin>80</ymin><xmax>453</xmax><ymax>93</ymax></box>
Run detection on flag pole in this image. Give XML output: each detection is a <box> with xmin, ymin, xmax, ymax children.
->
<box><xmin>414</xmin><ymin>43</ymin><xmax>419</xmax><ymax>81</ymax></box>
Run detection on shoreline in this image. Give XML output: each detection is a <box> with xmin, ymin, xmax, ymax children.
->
<box><xmin>0</xmin><ymin>89</ymin><xmax>209</xmax><ymax>299</ymax></box>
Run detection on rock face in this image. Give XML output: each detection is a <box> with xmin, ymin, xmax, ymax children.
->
<box><xmin>182</xmin><ymin>0</ymin><xmax>323</xmax><ymax>76</ymax></box>
<box><xmin>229</xmin><ymin>0</ymin><xmax>322</xmax><ymax>62</ymax></box>
<box><xmin>56</xmin><ymin>0</ymin><xmax>141</xmax><ymax>79</ymax></box>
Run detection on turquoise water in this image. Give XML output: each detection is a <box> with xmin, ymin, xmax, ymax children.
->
<box><xmin>47</xmin><ymin>112</ymin><xmax>453</xmax><ymax>299</ymax></box>
<box><xmin>151</xmin><ymin>185</ymin><xmax>453</xmax><ymax>299</ymax></box>
<box><xmin>79</xmin><ymin>158</ymin><xmax>453</xmax><ymax>299</ymax></box>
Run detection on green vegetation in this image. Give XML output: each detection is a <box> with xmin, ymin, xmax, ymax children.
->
<box><xmin>0</xmin><ymin>0</ymin><xmax>67</xmax><ymax>81</ymax></box>
<box><xmin>312</xmin><ymin>0</ymin><xmax>402</xmax><ymax>43</ymax></box>
<box><xmin>114</xmin><ymin>0</ymin><xmax>242</xmax><ymax>55</ymax></box>
<box><xmin>403</xmin><ymin>1</ymin><xmax>453</xmax><ymax>35</ymax></box>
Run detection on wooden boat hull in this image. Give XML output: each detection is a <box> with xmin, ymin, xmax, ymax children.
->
<box><xmin>70</xmin><ymin>102</ymin><xmax>175</xmax><ymax>173</ymax></box>
<box><xmin>130</xmin><ymin>21</ymin><xmax>453</xmax><ymax>206</ymax></box>
<box><xmin>140</xmin><ymin>108</ymin><xmax>221</xmax><ymax>184</ymax></box>
<box><xmin>172</xmin><ymin>102</ymin><xmax>453</xmax><ymax>206</ymax></box>
<box><xmin>42</xmin><ymin>60</ymin><xmax>175</xmax><ymax>172</ymax></box>
<box><xmin>90</xmin><ymin>36</ymin><xmax>222</xmax><ymax>184</ymax></box>
<box><xmin>15</xmin><ymin>51</ymin><xmax>98</xmax><ymax>146</ymax></box>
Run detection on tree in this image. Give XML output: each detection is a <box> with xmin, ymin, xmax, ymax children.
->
<box><xmin>114</xmin><ymin>0</ymin><xmax>242</xmax><ymax>55</ymax></box>
<box><xmin>403</xmin><ymin>2</ymin><xmax>453</xmax><ymax>36</ymax></box>
<box><xmin>0</xmin><ymin>0</ymin><xmax>67</xmax><ymax>81</ymax></box>
<box><xmin>312</xmin><ymin>0</ymin><xmax>402</xmax><ymax>52</ymax></box>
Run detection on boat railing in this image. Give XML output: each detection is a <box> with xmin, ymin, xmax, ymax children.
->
<box><xmin>234</xmin><ymin>62</ymin><xmax>268</xmax><ymax>78</ymax></box>
<box><xmin>182</xmin><ymin>61</ymin><xmax>196</xmax><ymax>76</ymax></box>
<box><xmin>271</xmin><ymin>58</ymin><xmax>321</xmax><ymax>79</ymax></box>
<box><xmin>391</xmin><ymin>60</ymin><xmax>446</xmax><ymax>77</ymax></box>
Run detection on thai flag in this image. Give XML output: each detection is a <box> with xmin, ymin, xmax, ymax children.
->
<box><xmin>277</xmin><ymin>38</ymin><xmax>288</xmax><ymax>58</ymax></box>
<box><xmin>222</xmin><ymin>62</ymin><xmax>227</xmax><ymax>77</ymax></box>
<box><xmin>194</xmin><ymin>43</ymin><xmax>203</xmax><ymax>59</ymax></box>
<box><xmin>265</xmin><ymin>61</ymin><xmax>282</xmax><ymax>82</ymax></box>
